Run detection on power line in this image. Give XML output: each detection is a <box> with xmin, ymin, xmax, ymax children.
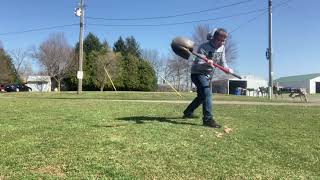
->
<box><xmin>0</xmin><ymin>24</ymin><xmax>78</xmax><ymax>36</ymax></box>
<box><xmin>87</xmin><ymin>9</ymin><xmax>266</xmax><ymax>27</ymax></box>
<box><xmin>230</xmin><ymin>0</ymin><xmax>295</xmax><ymax>33</ymax></box>
<box><xmin>230</xmin><ymin>11</ymin><xmax>267</xmax><ymax>33</ymax></box>
<box><xmin>0</xmin><ymin>0</ymin><xmax>293</xmax><ymax>37</ymax></box>
<box><xmin>273</xmin><ymin>0</ymin><xmax>295</xmax><ymax>10</ymax></box>
<box><xmin>86</xmin><ymin>0</ymin><xmax>255</xmax><ymax>21</ymax></box>
<box><xmin>0</xmin><ymin>8</ymin><xmax>263</xmax><ymax>37</ymax></box>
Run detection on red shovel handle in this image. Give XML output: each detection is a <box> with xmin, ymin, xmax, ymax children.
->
<box><xmin>191</xmin><ymin>52</ymin><xmax>242</xmax><ymax>79</ymax></box>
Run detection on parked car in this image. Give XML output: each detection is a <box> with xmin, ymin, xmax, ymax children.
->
<box><xmin>0</xmin><ymin>84</ymin><xmax>5</xmax><ymax>92</ymax></box>
<box><xmin>4</xmin><ymin>84</ymin><xmax>32</xmax><ymax>92</ymax></box>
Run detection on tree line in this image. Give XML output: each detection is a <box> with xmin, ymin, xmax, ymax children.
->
<box><xmin>1</xmin><ymin>33</ymin><xmax>158</xmax><ymax>91</ymax></box>
<box><xmin>0</xmin><ymin>24</ymin><xmax>237</xmax><ymax>92</ymax></box>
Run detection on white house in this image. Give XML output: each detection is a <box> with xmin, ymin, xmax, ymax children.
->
<box><xmin>26</xmin><ymin>76</ymin><xmax>51</xmax><ymax>92</ymax></box>
<box><xmin>212</xmin><ymin>74</ymin><xmax>268</xmax><ymax>96</ymax></box>
<box><xmin>274</xmin><ymin>73</ymin><xmax>320</xmax><ymax>94</ymax></box>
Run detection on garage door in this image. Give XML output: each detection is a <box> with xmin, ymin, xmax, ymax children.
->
<box><xmin>316</xmin><ymin>82</ymin><xmax>320</xmax><ymax>93</ymax></box>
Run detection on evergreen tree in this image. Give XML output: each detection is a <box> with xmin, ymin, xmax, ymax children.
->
<box><xmin>0</xmin><ymin>48</ymin><xmax>20</xmax><ymax>83</ymax></box>
<box><xmin>70</xmin><ymin>34</ymin><xmax>157</xmax><ymax>91</ymax></box>
<box><xmin>125</xmin><ymin>36</ymin><xmax>141</xmax><ymax>58</ymax></box>
<box><xmin>104</xmin><ymin>52</ymin><xmax>123</xmax><ymax>91</ymax></box>
<box><xmin>83</xmin><ymin>33</ymin><xmax>103</xmax><ymax>54</ymax></box>
<box><xmin>138</xmin><ymin>60</ymin><xmax>157</xmax><ymax>91</ymax></box>
<box><xmin>76</xmin><ymin>33</ymin><xmax>104</xmax><ymax>90</ymax></box>
<box><xmin>121</xmin><ymin>54</ymin><xmax>140</xmax><ymax>90</ymax></box>
<box><xmin>75</xmin><ymin>33</ymin><xmax>103</xmax><ymax>55</ymax></box>
<box><xmin>113</xmin><ymin>36</ymin><xmax>126</xmax><ymax>54</ymax></box>
<box><xmin>113</xmin><ymin>36</ymin><xmax>141</xmax><ymax>58</ymax></box>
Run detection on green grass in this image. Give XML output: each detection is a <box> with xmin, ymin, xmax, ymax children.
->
<box><xmin>0</xmin><ymin>92</ymin><xmax>319</xmax><ymax>179</ymax></box>
<box><xmin>2</xmin><ymin>91</ymin><xmax>319</xmax><ymax>103</ymax></box>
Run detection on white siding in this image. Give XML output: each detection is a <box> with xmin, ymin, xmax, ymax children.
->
<box><xmin>310</xmin><ymin>76</ymin><xmax>320</xmax><ymax>94</ymax></box>
<box><xmin>26</xmin><ymin>76</ymin><xmax>52</xmax><ymax>92</ymax></box>
<box><xmin>246</xmin><ymin>79</ymin><xmax>268</xmax><ymax>96</ymax></box>
<box><xmin>214</xmin><ymin>75</ymin><xmax>268</xmax><ymax>96</ymax></box>
<box><xmin>26</xmin><ymin>82</ymin><xmax>51</xmax><ymax>92</ymax></box>
<box><xmin>247</xmin><ymin>79</ymin><xmax>268</xmax><ymax>90</ymax></box>
<box><xmin>240</xmin><ymin>75</ymin><xmax>268</xmax><ymax>96</ymax></box>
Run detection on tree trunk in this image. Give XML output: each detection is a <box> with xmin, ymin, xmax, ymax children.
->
<box><xmin>100</xmin><ymin>86</ymin><xmax>104</xmax><ymax>92</ymax></box>
<box><xmin>58</xmin><ymin>80</ymin><xmax>61</xmax><ymax>92</ymax></box>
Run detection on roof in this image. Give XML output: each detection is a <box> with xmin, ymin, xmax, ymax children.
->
<box><xmin>27</xmin><ymin>76</ymin><xmax>51</xmax><ymax>83</ymax></box>
<box><xmin>274</xmin><ymin>73</ymin><xmax>320</xmax><ymax>83</ymax></box>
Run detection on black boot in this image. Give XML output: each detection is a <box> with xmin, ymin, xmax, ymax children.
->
<box><xmin>203</xmin><ymin>118</ymin><xmax>221</xmax><ymax>128</ymax></box>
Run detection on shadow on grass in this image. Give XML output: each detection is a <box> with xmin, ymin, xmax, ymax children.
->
<box><xmin>116</xmin><ymin>116</ymin><xmax>199</xmax><ymax>126</ymax></box>
<box><xmin>13</xmin><ymin>97</ymin><xmax>159</xmax><ymax>101</ymax></box>
<box><xmin>92</xmin><ymin>124</ymin><xmax>128</xmax><ymax>128</ymax></box>
<box><xmin>30</xmin><ymin>97</ymin><xmax>107</xmax><ymax>100</ymax></box>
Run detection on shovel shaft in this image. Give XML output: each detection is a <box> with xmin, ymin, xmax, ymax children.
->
<box><xmin>191</xmin><ymin>52</ymin><xmax>242</xmax><ymax>79</ymax></box>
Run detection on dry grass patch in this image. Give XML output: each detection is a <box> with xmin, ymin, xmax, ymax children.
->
<box><xmin>32</xmin><ymin>165</ymin><xmax>65</xmax><ymax>177</ymax></box>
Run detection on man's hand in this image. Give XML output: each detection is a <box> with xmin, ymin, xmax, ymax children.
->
<box><xmin>207</xmin><ymin>59</ymin><xmax>214</xmax><ymax>66</ymax></box>
<box><xmin>228</xmin><ymin>68</ymin><xmax>234</xmax><ymax>74</ymax></box>
<box><xmin>187</xmin><ymin>54</ymin><xmax>196</xmax><ymax>61</ymax></box>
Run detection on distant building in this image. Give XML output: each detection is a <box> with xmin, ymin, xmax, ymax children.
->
<box><xmin>26</xmin><ymin>76</ymin><xmax>51</xmax><ymax>92</ymax></box>
<box><xmin>274</xmin><ymin>73</ymin><xmax>320</xmax><ymax>94</ymax></box>
<box><xmin>212</xmin><ymin>75</ymin><xmax>268</xmax><ymax>96</ymax></box>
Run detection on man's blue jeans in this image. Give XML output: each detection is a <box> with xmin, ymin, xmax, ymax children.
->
<box><xmin>184</xmin><ymin>74</ymin><xmax>213</xmax><ymax>120</ymax></box>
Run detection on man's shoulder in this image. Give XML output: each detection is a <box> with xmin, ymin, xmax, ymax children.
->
<box><xmin>197</xmin><ymin>42</ymin><xmax>212</xmax><ymax>53</ymax></box>
<box><xmin>198</xmin><ymin>41</ymin><xmax>211</xmax><ymax>49</ymax></box>
<box><xmin>198</xmin><ymin>42</ymin><xmax>225</xmax><ymax>52</ymax></box>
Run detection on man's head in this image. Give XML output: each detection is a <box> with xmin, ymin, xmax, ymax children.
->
<box><xmin>207</xmin><ymin>28</ymin><xmax>228</xmax><ymax>48</ymax></box>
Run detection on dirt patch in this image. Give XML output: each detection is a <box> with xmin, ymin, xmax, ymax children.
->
<box><xmin>32</xmin><ymin>165</ymin><xmax>65</xmax><ymax>177</ymax></box>
<box><xmin>215</xmin><ymin>127</ymin><xmax>234</xmax><ymax>138</ymax></box>
<box><xmin>0</xmin><ymin>176</ymin><xmax>9</xmax><ymax>180</ymax></box>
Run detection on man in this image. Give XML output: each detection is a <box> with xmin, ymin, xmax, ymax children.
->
<box><xmin>183</xmin><ymin>28</ymin><xmax>233</xmax><ymax>128</ymax></box>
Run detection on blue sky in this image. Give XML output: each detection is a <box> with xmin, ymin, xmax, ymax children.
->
<box><xmin>0</xmin><ymin>0</ymin><xmax>319</xmax><ymax>79</ymax></box>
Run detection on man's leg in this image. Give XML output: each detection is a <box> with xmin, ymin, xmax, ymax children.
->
<box><xmin>196</xmin><ymin>75</ymin><xmax>221</xmax><ymax>128</ymax></box>
<box><xmin>183</xmin><ymin>74</ymin><xmax>221</xmax><ymax>128</ymax></box>
<box><xmin>197</xmin><ymin>75</ymin><xmax>213</xmax><ymax>119</ymax></box>
<box><xmin>183</xmin><ymin>74</ymin><xmax>203</xmax><ymax>117</ymax></box>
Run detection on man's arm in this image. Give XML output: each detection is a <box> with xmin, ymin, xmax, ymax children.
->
<box><xmin>221</xmin><ymin>46</ymin><xmax>235</xmax><ymax>73</ymax></box>
<box><xmin>220</xmin><ymin>46</ymin><xmax>228</xmax><ymax>68</ymax></box>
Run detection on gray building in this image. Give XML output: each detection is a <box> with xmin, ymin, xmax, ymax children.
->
<box><xmin>274</xmin><ymin>73</ymin><xmax>320</xmax><ymax>94</ymax></box>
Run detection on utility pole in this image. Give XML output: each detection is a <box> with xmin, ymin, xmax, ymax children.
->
<box><xmin>266</xmin><ymin>0</ymin><xmax>273</xmax><ymax>99</ymax></box>
<box><xmin>75</xmin><ymin>0</ymin><xmax>84</xmax><ymax>94</ymax></box>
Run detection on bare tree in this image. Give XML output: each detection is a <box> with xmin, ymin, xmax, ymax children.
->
<box><xmin>23</xmin><ymin>62</ymin><xmax>33</xmax><ymax>82</ymax></box>
<box><xmin>192</xmin><ymin>24</ymin><xmax>211</xmax><ymax>48</ymax></box>
<box><xmin>10</xmin><ymin>48</ymin><xmax>34</xmax><ymax>82</ymax></box>
<box><xmin>141</xmin><ymin>49</ymin><xmax>163</xmax><ymax>84</ymax></box>
<box><xmin>92</xmin><ymin>50</ymin><xmax>120</xmax><ymax>91</ymax></box>
<box><xmin>224</xmin><ymin>34</ymin><xmax>238</xmax><ymax>65</ymax></box>
<box><xmin>33</xmin><ymin>32</ymin><xmax>76</xmax><ymax>91</ymax></box>
<box><xmin>166</xmin><ymin>54</ymin><xmax>189</xmax><ymax>91</ymax></box>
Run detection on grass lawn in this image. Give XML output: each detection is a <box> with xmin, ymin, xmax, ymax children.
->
<box><xmin>2</xmin><ymin>91</ymin><xmax>319</xmax><ymax>103</ymax></box>
<box><xmin>0</xmin><ymin>92</ymin><xmax>319</xmax><ymax>179</ymax></box>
